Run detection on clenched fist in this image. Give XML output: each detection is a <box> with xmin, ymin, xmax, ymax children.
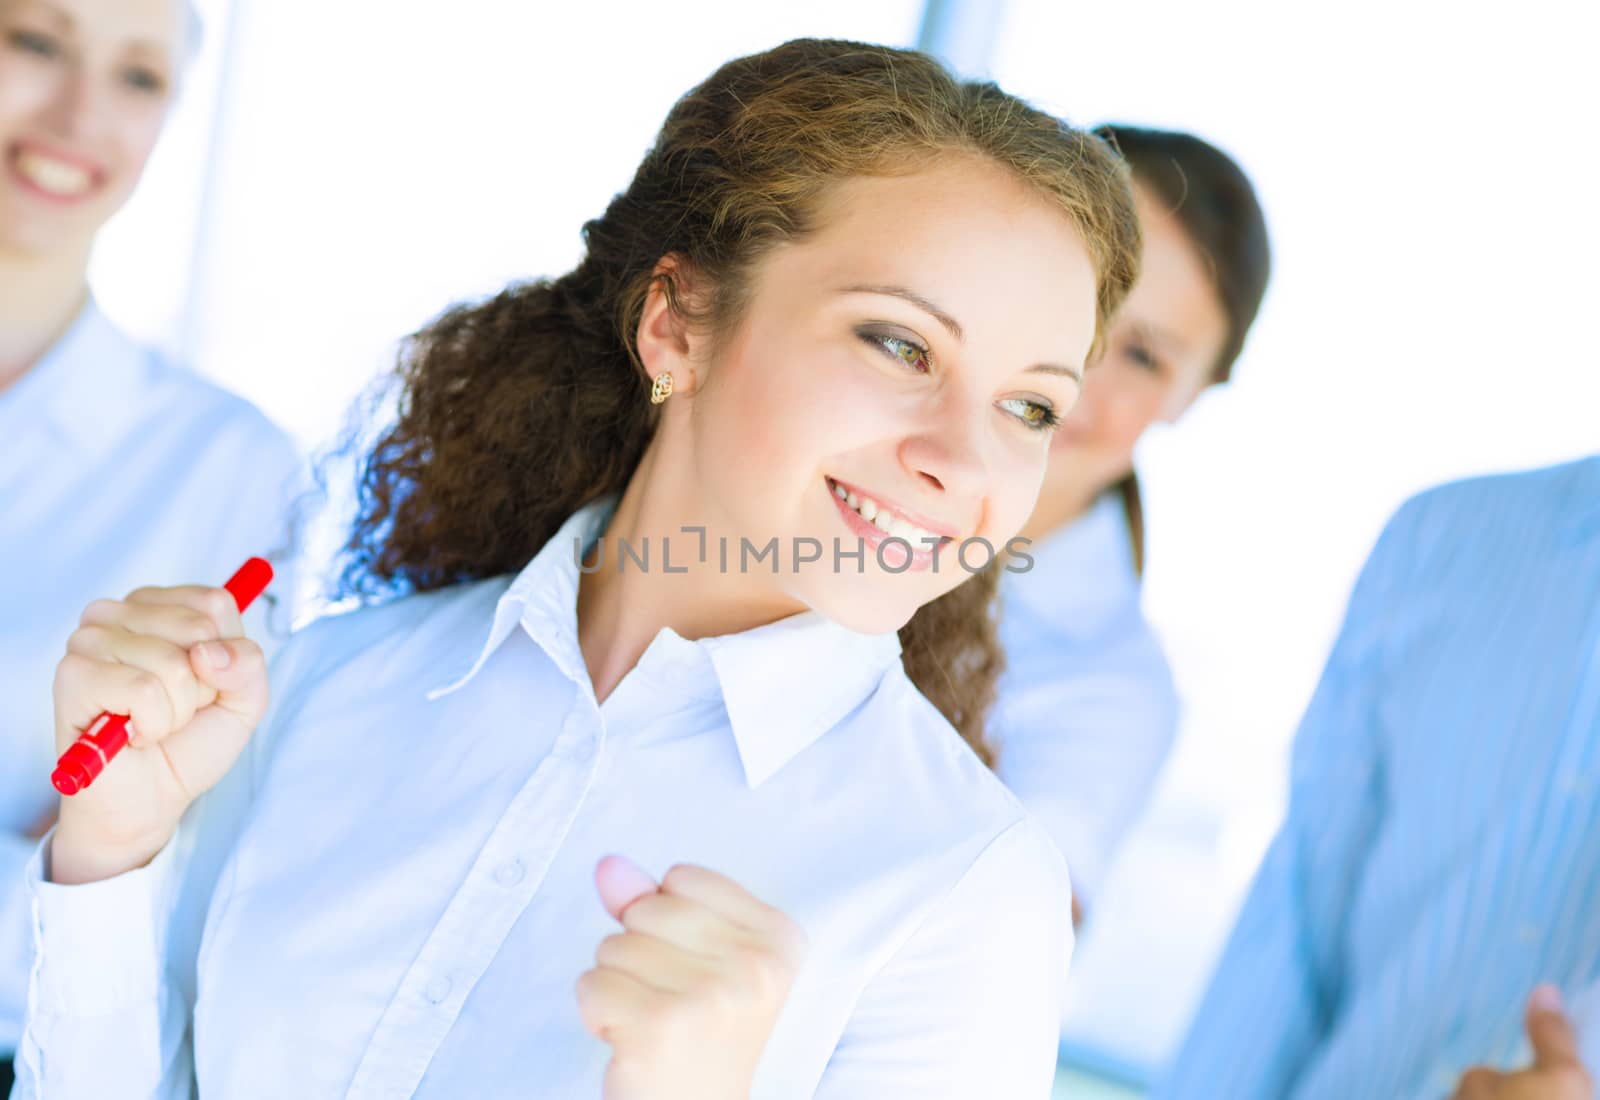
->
<box><xmin>576</xmin><ymin>855</ymin><xmax>808</xmax><ymax>1100</ymax></box>
<box><xmin>49</xmin><ymin>583</ymin><xmax>269</xmax><ymax>885</ymax></box>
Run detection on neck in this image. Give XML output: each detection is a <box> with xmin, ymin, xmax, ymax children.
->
<box><xmin>0</xmin><ymin>243</ymin><xmax>92</xmax><ymax>396</ymax></box>
<box><xmin>1019</xmin><ymin>460</ymin><xmax>1111</xmax><ymax>544</ymax></box>
<box><xmin>575</xmin><ymin>440</ymin><xmax>806</xmax><ymax>705</ymax></box>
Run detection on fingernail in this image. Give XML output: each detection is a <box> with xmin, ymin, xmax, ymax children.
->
<box><xmin>595</xmin><ymin>854</ymin><xmax>658</xmax><ymax>921</ymax></box>
<box><xmin>199</xmin><ymin>641</ymin><xmax>231</xmax><ymax>669</ymax></box>
<box><xmin>1531</xmin><ymin>984</ymin><xmax>1565</xmax><ymax>1013</ymax></box>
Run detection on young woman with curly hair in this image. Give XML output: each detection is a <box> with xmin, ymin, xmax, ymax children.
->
<box><xmin>19</xmin><ymin>37</ymin><xmax>1138</xmax><ymax>1099</ymax></box>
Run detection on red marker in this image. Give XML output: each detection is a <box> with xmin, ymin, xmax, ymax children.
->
<box><xmin>51</xmin><ymin>557</ymin><xmax>274</xmax><ymax>796</ymax></box>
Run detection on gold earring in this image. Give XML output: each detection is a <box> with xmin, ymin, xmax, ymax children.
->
<box><xmin>649</xmin><ymin>371</ymin><xmax>675</xmax><ymax>404</ymax></box>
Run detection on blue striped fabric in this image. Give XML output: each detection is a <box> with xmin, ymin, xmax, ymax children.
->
<box><xmin>1154</xmin><ymin>455</ymin><xmax>1600</xmax><ymax>1100</ymax></box>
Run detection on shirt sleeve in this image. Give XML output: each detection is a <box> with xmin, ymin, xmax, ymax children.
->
<box><xmin>0</xmin><ymin>831</ymin><xmax>39</xmax><ymax>1053</ymax></box>
<box><xmin>10</xmin><ymin>831</ymin><xmax>195</xmax><ymax>1100</ymax></box>
<box><xmin>1151</xmin><ymin>502</ymin><xmax>1420</xmax><ymax>1100</ymax></box>
<box><xmin>9</xmin><ymin>627</ymin><xmax>314</xmax><ymax>1098</ymax></box>
<box><xmin>811</xmin><ymin>817</ymin><xmax>1074</xmax><ymax>1099</ymax></box>
<box><xmin>992</xmin><ymin>618</ymin><xmax>1179</xmax><ymax>908</ymax></box>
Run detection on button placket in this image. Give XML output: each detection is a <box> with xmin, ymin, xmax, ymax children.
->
<box><xmin>344</xmin><ymin>708</ymin><xmax>604</xmax><ymax>1100</ymax></box>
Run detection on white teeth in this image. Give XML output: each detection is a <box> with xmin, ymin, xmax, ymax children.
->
<box><xmin>833</xmin><ymin>479</ymin><xmax>948</xmax><ymax>544</ymax></box>
<box><xmin>15</xmin><ymin>151</ymin><xmax>92</xmax><ymax>196</ymax></box>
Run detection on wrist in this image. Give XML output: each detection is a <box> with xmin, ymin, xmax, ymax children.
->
<box><xmin>48</xmin><ymin>820</ymin><xmax>174</xmax><ymax>885</ymax></box>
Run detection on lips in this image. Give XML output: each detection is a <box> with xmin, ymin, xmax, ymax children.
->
<box><xmin>828</xmin><ymin>478</ymin><xmax>954</xmax><ymax>545</ymax></box>
<box><xmin>825</xmin><ymin>476</ymin><xmax>960</xmax><ymax>574</ymax></box>
<box><xmin>7</xmin><ymin>141</ymin><xmax>103</xmax><ymax>202</ymax></box>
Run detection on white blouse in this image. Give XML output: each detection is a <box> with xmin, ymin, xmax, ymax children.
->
<box><xmin>0</xmin><ymin>300</ymin><xmax>304</xmax><ymax>1056</ymax></box>
<box><xmin>15</xmin><ymin>498</ymin><xmax>1073</xmax><ymax>1098</ymax></box>
<box><xmin>992</xmin><ymin>492</ymin><xmax>1179</xmax><ymax>907</ymax></box>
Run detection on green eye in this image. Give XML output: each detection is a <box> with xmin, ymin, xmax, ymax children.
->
<box><xmin>859</xmin><ymin>330</ymin><xmax>932</xmax><ymax>373</ymax></box>
<box><xmin>999</xmin><ymin>397</ymin><xmax>1060</xmax><ymax>433</ymax></box>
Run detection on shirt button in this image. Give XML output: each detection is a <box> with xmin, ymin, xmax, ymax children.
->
<box><xmin>424</xmin><ymin>975</ymin><xmax>453</xmax><ymax>1005</ymax></box>
<box><xmin>494</xmin><ymin>859</ymin><xmax>525</xmax><ymax>887</ymax></box>
<box><xmin>1517</xmin><ymin>923</ymin><xmax>1542</xmax><ymax>945</ymax></box>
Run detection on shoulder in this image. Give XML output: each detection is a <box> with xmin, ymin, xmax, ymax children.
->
<box><xmin>951</xmin><ymin>812</ymin><xmax>1073</xmax><ymax>922</ymax></box>
<box><xmin>1373</xmin><ymin>456</ymin><xmax>1597</xmax><ymax>582</ymax></box>
<box><xmin>871</xmin><ymin>672</ymin><xmax>1034</xmax><ymax>816</ymax></box>
<box><xmin>836</xmin><ymin>678</ymin><xmax>1073</xmax><ymax>939</ymax></box>
<box><xmin>1401</xmin><ymin>456</ymin><xmax>1595</xmax><ymax>532</ymax></box>
<box><xmin>94</xmin><ymin>322</ymin><xmax>301</xmax><ymax>472</ymax></box>
<box><xmin>841</xmin><ymin>669</ymin><xmax>1072</xmax><ymax>893</ymax></box>
<box><xmin>264</xmin><ymin>576</ymin><xmax>513</xmax><ymax>716</ymax></box>
<box><xmin>145</xmin><ymin>357</ymin><xmax>299</xmax><ymax>466</ymax></box>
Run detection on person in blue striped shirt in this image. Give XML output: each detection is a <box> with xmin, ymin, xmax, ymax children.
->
<box><xmin>1155</xmin><ymin>453</ymin><xmax>1600</xmax><ymax>1100</ymax></box>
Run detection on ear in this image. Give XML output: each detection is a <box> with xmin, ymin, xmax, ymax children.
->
<box><xmin>635</xmin><ymin>256</ymin><xmax>705</xmax><ymax>397</ymax></box>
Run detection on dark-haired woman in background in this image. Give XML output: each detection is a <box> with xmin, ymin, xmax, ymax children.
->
<box><xmin>993</xmin><ymin>125</ymin><xmax>1272</xmax><ymax>921</ymax></box>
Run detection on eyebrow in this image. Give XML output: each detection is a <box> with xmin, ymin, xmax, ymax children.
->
<box><xmin>839</xmin><ymin>284</ymin><xmax>965</xmax><ymax>342</ymax></box>
<box><xmin>125</xmin><ymin>39</ymin><xmax>175</xmax><ymax>63</ymax></box>
<box><xmin>839</xmin><ymin>283</ymin><xmax>1083</xmax><ymax>384</ymax></box>
<box><xmin>1128</xmin><ymin>318</ymin><xmax>1186</xmax><ymax>357</ymax></box>
<box><xmin>7</xmin><ymin>1</ymin><xmax>69</xmax><ymax>25</ymax></box>
<box><xmin>1026</xmin><ymin>362</ymin><xmax>1084</xmax><ymax>384</ymax></box>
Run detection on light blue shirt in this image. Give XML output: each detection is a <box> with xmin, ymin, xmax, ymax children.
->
<box><xmin>0</xmin><ymin>301</ymin><xmax>303</xmax><ymax>1055</ymax></box>
<box><xmin>993</xmin><ymin>492</ymin><xmax>1179</xmax><ymax>905</ymax></box>
<box><xmin>1155</xmin><ymin>455</ymin><xmax>1600</xmax><ymax>1100</ymax></box>
<box><xmin>13</xmin><ymin>497</ymin><xmax>1073</xmax><ymax>1099</ymax></box>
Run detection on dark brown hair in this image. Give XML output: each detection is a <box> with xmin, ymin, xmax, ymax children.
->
<box><xmin>335</xmin><ymin>39</ymin><xmax>1141</xmax><ymax>764</ymax></box>
<box><xmin>1095</xmin><ymin>124</ymin><xmax>1272</xmax><ymax>574</ymax></box>
<box><xmin>1095</xmin><ymin>124</ymin><xmax>1271</xmax><ymax>383</ymax></box>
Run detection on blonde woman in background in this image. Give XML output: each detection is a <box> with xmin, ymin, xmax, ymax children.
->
<box><xmin>0</xmin><ymin>0</ymin><xmax>301</xmax><ymax>1087</ymax></box>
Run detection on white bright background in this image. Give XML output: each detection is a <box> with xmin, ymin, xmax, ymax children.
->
<box><xmin>86</xmin><ymin>0</ymin><xmax>1600</xmax><ymax>1093</ymax></box>
<box><xmin>986</xmin><ymin>0</ymin><xmax>1600</xmax><ymax>1084</ymax></box>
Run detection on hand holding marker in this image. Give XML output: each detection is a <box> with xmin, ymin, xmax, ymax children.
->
<box><xmin>52</xmin><ymin>557</ymin><xmax>274</xmax><ymax>796</ymax></box>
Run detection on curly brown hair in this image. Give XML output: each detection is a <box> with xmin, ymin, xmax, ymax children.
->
<box><xmin>336</xmin><ymin>38</ymin><xmax>1140</xmax><ymax>766</ymax></box>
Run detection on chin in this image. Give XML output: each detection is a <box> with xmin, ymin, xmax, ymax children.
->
<box><xmin>0</xmin><ymin>213</ymin><xmax>95</xmax><ymax>258</ymax></box>
<box><xmin>806</xmin><ymin>587</ymin><xmax>920</xmax><ymax>637</ymax></box>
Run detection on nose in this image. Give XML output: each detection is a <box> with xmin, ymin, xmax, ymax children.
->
<box><xmin>40</xmin><ymin>64</ymin><xmax>101</xmax><ymax>142</ymax></box>
<box><xmin>897</xmin><ymin>387</ymin><xmax>991</xmax><ymax>502</ymax></box>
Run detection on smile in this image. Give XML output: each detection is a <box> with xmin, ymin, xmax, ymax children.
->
<box><xmin>825</xmin><ymin>476</ymin><xmax>958</xmax><ymax>573</ymax></box>
<box><xmin>7</xmin><ymin>142</ymin><xmax>102</xmax><ymax>202</ymax></box>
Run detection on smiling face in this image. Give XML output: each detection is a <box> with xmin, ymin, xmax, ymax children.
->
<box><xmin>642</xmin><ymin>156</ymin><xmax>1099</xmax><ymax>634</ymax></box>
<box><xmin>1044</xmin><ymin>180</ymin><xmax>1230</xmax><ymax>489</ymax></box>
<box><xmin>0</xmin><ymin>0</ymin><xmax>183</xmax><ymax>257</ymax></box>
